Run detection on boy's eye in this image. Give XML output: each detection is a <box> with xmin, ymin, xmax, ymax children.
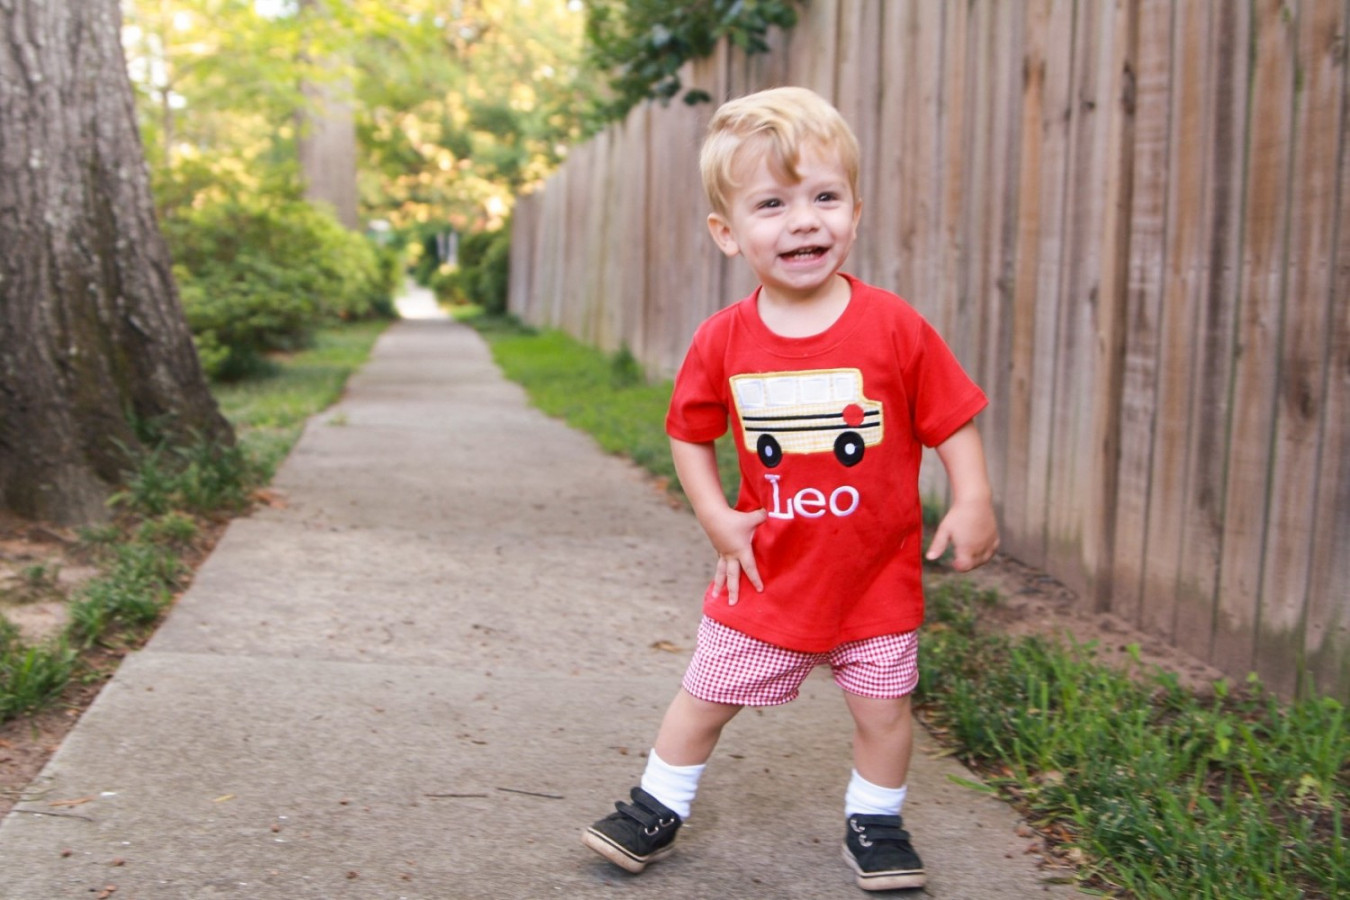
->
<box><xmin>757</xmin><ymin>198</ymin><xmax>783</xmax><ymax>210</ymax></box>
<box><xmin>816</xmin><ymin>192</ymin><xmax>839</xmax><ymax>203</ymax></box>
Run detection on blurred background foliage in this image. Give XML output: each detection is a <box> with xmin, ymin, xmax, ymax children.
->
<box><xmin>118</xmin><ymin>0</ymin><xmax>793</xmax><ymax>370</ymax></box>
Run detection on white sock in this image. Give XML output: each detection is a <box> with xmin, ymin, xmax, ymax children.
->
<box><xmin>639</xmin><ymin>749</ymin><xmax>705</xmax><ymax>821</ymax></box>
<box><xmin>845</xmin><ymin>769</ymin><xmax>908</xmax><ymax>817</ymax></box>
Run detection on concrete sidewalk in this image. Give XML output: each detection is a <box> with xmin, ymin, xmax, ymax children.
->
<box><xmin>0</xmin><ymin>303</ymin><xmax>1075</xmax><ymax>898</ymax></box>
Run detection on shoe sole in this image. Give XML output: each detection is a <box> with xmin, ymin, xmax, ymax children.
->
<box><xmin>841</xmin><ymin>843</ymin><xmax>927</xmax><ymax>891</ymax></box>
<box><xmin>582</xmin><ymin>827</ymin><xmax>676</xmax><ymax>874</ymax></box>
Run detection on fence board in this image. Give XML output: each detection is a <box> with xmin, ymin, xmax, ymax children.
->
<box><xmin>617</xmin><ymin>108</ymin><xmax>651</xmax><ymax>363</ymax></box>
<box><xmin>1213</xmin><ymin>0</ymin><xmax>1297</xmax><ymax>678</ymax></box>
<box><xmin>977</xmin><ymin>0</ymin><xmax>1026</xmax><ymax>507</ymax></box>
<box><xmin>1137</xmin><ymin>0</ymin><xmax>1209</xmax><ymax>641</ymax></box>
<box><xmin>935</xmin><ymin>0</ymin><xmax>970</xmax><ymax>350</ymax></box>
<box><xmin>561</xmin><ymin>139</ymin><xmax>594</xmax><ymax>342</ymax></box>
<box><xmin>1111</xmin><ymin>0</ymin><xmax>1173</xmax><ymax>628</ymax></box>
<box><xmin>1305</xmin><ymin>58</ymin><xmax>1350</xmax><ymax>696</ymax></box>
<box><xmin>508</xmin><ymin>190</ymin><xmax>536</xmax><ymax>320</ymax></box>
<box><xmin>1082</xmin><ymin>0</ymin><xmax>1136</xmax><ymax>609</ymax></box>
<box><xmin>643</xmin><ymin>73</ymin><xmax>711</xmax><ymax>374</ymax></box>
<box><xmin>1018</xmin><ymin>0</ymin><xmax>1077</xmax><ymax>568</ymax></box>
<box><xmin>1172</xmin><ymin>0</ymin><xmax>1249</xmax><ymax>662</ymax></box>
<box><xmin>537</xmin><ymin>167</ymin><xmax>566</xmax><ymax>327</ymax></box>
<box><xmin>786</xmin><ymin>0</ymin><xmax>839</xmax><ymax>99</ymax></box>
<box><xmin>836</xmin><ymin>0</ymin><xmax>883</xmax><ymax>288</ymax></box>
<box><xmin>1045</xmin><ymin>0</ymin><xmax>1115</xmax><ymax>594</ymax></box>
<box><xmin>1253</xmin><ymin>0</ymin><xmax>1346</xmax><ymax>695</ymax></box>
<box><xmin>1002</xmin><ymin>0</ymin><xmax>1053</xmax><ymax>562</ymax></box>
<box><xmin>872</xmin><ymin>3</ymin><xmax>907</xmax><ymax>298</ymax></box>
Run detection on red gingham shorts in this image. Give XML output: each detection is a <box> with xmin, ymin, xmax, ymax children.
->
<box><xmin>681</xmin><ymin>616</ymin><xmax>920</xmax><ymax>707</ymax></box>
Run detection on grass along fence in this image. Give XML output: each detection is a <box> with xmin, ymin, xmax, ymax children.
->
<box><xmin>508</xmin><ymin>0</ymin><xmax>1350</xmax><ymax>702</ymax></box>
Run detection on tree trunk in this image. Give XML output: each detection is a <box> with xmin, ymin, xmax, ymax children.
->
<box><xmin>298</xmin><ymin>74</ymin><xmax>361</xmax><ymax>231</ymax></box>
<box><xmin>0</xmin><ymin>0</ymin><xmax>232</xmax><ymax>525</ymax></box>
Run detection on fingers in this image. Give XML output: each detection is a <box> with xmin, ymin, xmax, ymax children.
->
<box><xmin>740</xmin><ymin>553</ymin><xmax>764</xmax><ymax>593</ymax></box>
<box><xmin>927</xmin><ymin>526</ymin><xmax>997</xmax><ymax>571</ymax></box>
<box><xmin>725</xmin><ymin>558</ymin><xmax>740</xmax><ymax>606</ymax></box>
<box><xmin>925</xmin><ymin>526</ymin><xmax>950</xmax><ymax>563</ymax></box>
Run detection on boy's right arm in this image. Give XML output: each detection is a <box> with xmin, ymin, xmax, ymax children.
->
<box><xmin>670</xmin><ymin>437</ymin><xmax>767</xmax><ymax>606</ymax></box>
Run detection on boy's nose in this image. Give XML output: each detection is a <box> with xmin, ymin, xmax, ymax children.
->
<box><xmin>787</xmin><ymin>203</ymin><xmax>820</xmax><ymax>232</ymax></box>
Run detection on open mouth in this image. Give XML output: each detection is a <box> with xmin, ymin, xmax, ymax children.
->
<box><xmin>781</xmin><ymin>246</ymin><xmax>827</xmax><ymax>262</ymax></box>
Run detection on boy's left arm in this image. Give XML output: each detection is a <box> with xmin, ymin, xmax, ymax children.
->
<box><xmin>925</xmin><ymin>421</ymin><xmax>999</xmax><ymax>572</ymax></box>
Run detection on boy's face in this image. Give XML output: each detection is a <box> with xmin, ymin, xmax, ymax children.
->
<box><xmin>707</xmin><ymin>140</ymin><xmax>861</xmax><ymax>305</ymax></box>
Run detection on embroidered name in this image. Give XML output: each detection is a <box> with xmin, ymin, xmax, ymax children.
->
<box><xmin>765</xmin><ymin>473</ymin><xmax>861</xmax><ymax>520</ymax></box>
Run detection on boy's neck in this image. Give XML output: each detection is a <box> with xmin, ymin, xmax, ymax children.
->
<box><xmin>756</xmin><ymin>273</ymin><xmax>853</xmax><ymax>338</ymax></box>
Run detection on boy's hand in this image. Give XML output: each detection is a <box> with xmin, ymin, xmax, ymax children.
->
<box><xmin>670</xmin><ymin>438</ymin><xmax>767</xmax><ymax>606</ymax></box>
<box><xmin>925</xmin><ymin>498</ymin><xmax>999</xmax><ymax>571</ymax></box>
<box><xmin>930</xmin><ymin>421</ymin><xmax>999</xmax><ymax>571</ymax></box>
<box><xmin>703</xmin><ymin>506</ymin><xmax>767</xmax><ymax>606</ymax></box>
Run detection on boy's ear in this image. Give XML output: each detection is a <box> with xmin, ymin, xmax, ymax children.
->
<box><xmin>707</xmin><ymin>213</ymin><xmax>740</xmax><ymax>258</ymax></box>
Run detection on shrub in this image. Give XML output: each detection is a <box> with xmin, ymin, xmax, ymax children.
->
<box><xmin>164</xmin><ymin>198</ymin><xmax>392</xmax><ymax>380</ymax></box>
<box><xmin>433</xmin><ymin>226</ymin><xmax>511</xmax><ymax>314</ymax></box>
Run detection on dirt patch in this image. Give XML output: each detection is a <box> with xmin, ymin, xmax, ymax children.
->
<box><xmin>941</xmin><ymin>552</ymin><xmax>1226</xmax><ymax>694</ymax></box>
<box><xmin>0</xmin><ymin>512</ymin><xmax>229</xmax><ymax>818</ymax></box>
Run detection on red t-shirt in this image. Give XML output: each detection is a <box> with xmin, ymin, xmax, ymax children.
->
<box><xmin>666</xmin><ymin>274</ymin><xmax>988</xmax><ymax>652</ymax></box>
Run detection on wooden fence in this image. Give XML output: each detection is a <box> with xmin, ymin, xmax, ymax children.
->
<box><xmin>508</xmin><ymin>0</ymin><xmax>1350</xmax><ymax>701</ymax></box>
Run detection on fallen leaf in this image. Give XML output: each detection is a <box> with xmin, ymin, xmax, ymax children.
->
<box><xmin>213</xmin><ymin>794</ymin><xmax>235</xmax><ymax>803</ymax></box>
<box><xmin>252</xmin><ymin>488</ymin><xmax>288</xmax><ymax>508</ymax></box>
<box><xmin>650</xmin><ymin>640</ymin><xmax>682</xmax><ymax>653</ymax></box>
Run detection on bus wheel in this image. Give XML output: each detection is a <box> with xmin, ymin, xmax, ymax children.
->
<box><xmin>834</xmin><ymin>432</ymin><xmax>864</xmax><ymax>467</ymax></box>
<box><xmin>757</xmin><ymin>434</ymin><xmax>783</xmax><ymax>468</ymax></box>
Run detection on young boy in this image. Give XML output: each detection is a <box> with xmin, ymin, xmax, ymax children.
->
<box><xmin>582</xmin><ymin>86</ymin><xmax>998</xmax><ymax>892</ymax></box>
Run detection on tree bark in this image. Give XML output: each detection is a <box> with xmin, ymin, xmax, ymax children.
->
<box><xmin>298</xmin><ymin>74</ymin><xmax>361</xmax><ymax>231</ymax></box>
<box><xmin>295</xmin><ymin>0</ymin><xmax>359</xmax><ymax>232</ymax></box>
<box><xmin>0</xmin><ymin>0</ymin><xmax>232</xmax><ymax>524</ymax></box>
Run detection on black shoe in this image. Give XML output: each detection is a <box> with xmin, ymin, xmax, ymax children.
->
<box><xmin>842</xmin><ymin>814</ymin><xmax>926</xmax><ymax>891</ymax></box>
<box><xmin>582</xmin><ymin>787</ymin><xmax>682</xmax><ymax>873</ymax></box>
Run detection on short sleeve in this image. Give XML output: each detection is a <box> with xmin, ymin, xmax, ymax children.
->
<box><xmin>905</xmin><ymin>318</ymin><xmax>988</xmax><ymax>447</ymax></box>
<box><xmin>666</xmin><ymin>337</ymin><xmax>730</xmax><ymax>443</ymax></box>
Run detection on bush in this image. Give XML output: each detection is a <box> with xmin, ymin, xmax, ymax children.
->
<box><xmin>164</xmin><ymin>198</ymin><xmax>393</xmax><ymax>380</ymax></box>
<box><xmin>432</xmin><ymin>225</ymin><xmax>511</xmax><ymax>315</ymax></box>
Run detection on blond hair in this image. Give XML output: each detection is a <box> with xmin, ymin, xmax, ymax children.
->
<box><xmin>699</xmin><ymin>86</ymin><xmax>861</xmax><ymax>218</ymax></box>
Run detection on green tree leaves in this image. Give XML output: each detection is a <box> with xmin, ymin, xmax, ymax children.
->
<box><xmin>581</xmin><ymin>0</ymin><xmax>801</xmax><ymax>122</ymax></box>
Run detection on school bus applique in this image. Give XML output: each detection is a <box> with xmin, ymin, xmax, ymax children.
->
<box><xmin>730</xmin><ymin>368</ymin><xmax>884</xmax><ymax>468</ymax></box>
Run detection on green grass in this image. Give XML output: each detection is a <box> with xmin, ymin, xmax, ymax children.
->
<box><xmin>464</xmin><ymin>311</ymin><xmax>739</xmax><ymax>502</ymax></box>
<box><xmin>921</xmin><ymin>580</ymin><xmax>1347</xmax><ymax>898</ymax></box>
<box><xmin>214</xmin><ymin>320</ymin><xmax>387</xmax><ymax>478</ymax></box>
<box><xmin>0</xmin><ymin>320</ymin><xmax>387</xmax><ymax>726</ymax></box>
<box><xmin>467</xmin><ymin>314</ymin><xmax>1349</xmax><ymax>900</ymax></box>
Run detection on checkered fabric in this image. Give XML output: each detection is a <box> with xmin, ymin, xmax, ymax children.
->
<box><xmin>682</xmin><ymin>616</ymin><xmax>919</xmax><ymax>707</ymax></box>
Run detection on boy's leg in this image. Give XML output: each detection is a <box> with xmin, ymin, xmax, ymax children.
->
<box><xmin>641</xmin><ymin>689</ymin><xmax>741</xmax><ymax>819</ymax></box>
<box><xmin>582</xmin><ymin>690</ymin><xmax>741</xmax><ymax>873</ymax></box>
<box><xmin>840</xmin><ymin>692</ymin><xmax>924</xmax><ymax>891</ymax></box>
<box><xmin>653</xmin><ymin>687</ymin><xmax>743</xmax><ymax>766</ymax></box>
<box><xmin>843</xmin><ymin>692</ymin><xmax>913</xmax><ymax>792</ymax></box>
